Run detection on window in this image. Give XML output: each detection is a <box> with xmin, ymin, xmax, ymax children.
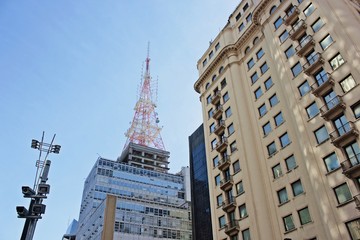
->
<box><xmin>215</xmin><ymin>174</ymin><xmax>221</xmax><ymax>186</ymax></box>
<box><xmin>291</xmin><ymin>179</ymin><xmax>304</xmax><ymax>196</ymax></box>
<box><xmin>228</xmin><ymin>123</ymin><xmax>235</xmax><ymax>135</ymax></box>
<box><xmin>346</xmin><ymin>219</ymin><xmax>360</xmax><ymax>240</ymax></box>
<box><xmin>253</xmin><ymin>37</ymin><xmax>260</xmax><ymax>45</ymax></box>
<box><xmin>267</xmin><ymin>142</ymin><xmax>277</xmax><ymax>156</ymax></box>
<box><xmin>246</xmin><ymin>13</ymin><xmax>252</xmax><ymax>23</ymax></box>
<box><xmin>254</xmin><ymin>87</ymin><xmax>263</xmax><ymax>99</ymax></box>
<box><xmin>274</xmin><ymin>17</ymin><xmax>283</xmax><ymax>29</ymax></box>
<box><xmin>260</xmin><ymin>62</ymin><xmax>269</xmax><ymax>74</ymax></box>
<box><xmin>298</xmin><ymin>80</ymin><xmax>311</xmax><ymax>96</ymax></box>
<box><xmin>243</xmin><ymin>3</ymin><xmax>249</xmax><ymax>12</ymax></box>
<box><xmin>239</xmin><ymin>204</ymin><xmax>248</xmax><ymax>218</ymax></box>
<box><xmin>223</xmin><ymin>92</ymin><xmax>230</xmax><ymax>102</ymax></box>
<box><xmin>344</xmin><ymin>141</ymin><xmax>360</xmax><ymax>167</ymax></box>
<box><xmin>236</xmin><ymin>181</ymin><xmax>244</xmax><ymax>195</ymax></box>
<box><xmin>247</xmin><ymin>58</ymin><xmax>255</xmax><ymax>70</ymax></box>
<box><xmin>212</xmin><ymin>74</ymin><xmax>217</xmax><ymax>82</ymax></box>
<box><xmin>273</xmin><ymin>164</ymin><xmax>283</xmax><ymax>179</ymax></box>
<box><xmin>314</xmin><ymin>68</ymin><xmax>328</xmax><ymax>85</ymax></box>
<box><xmin>210</xmin><ymin>123</ymin><xmax>215</xmax><ymax>133</ymax></box>
<box><xmin>251</xmin><ymin>72</ymin><xmax>259</xmax><ymax>84</ymax></box>
<box><xmin>334</xmin><ymin>183</ymin><xmax>352</xmax><ymax>204</ymax></box>
<box><xmin>233</xmin><ymin>160</ymin><xmax>240</xmax><ymax>173</ymax></box>
<box><xmin>291</xmin><ymin>62</ymin><xmax>302</xmax><ymax>77</ymax></box>
<box><xmin>242</xmin><ymin>229</ymin><xmax>251</xmax><ymax>240</ymax></box>
<box><xmin>304</xmin><ymin>3</ymin><xmax>315</xmax><ymax>17</ymax></box>
<box><xmin>262</xmin><ymin>122</ymin><xmax>272</xmax><ymax>136</ymax></box>
<box><xmin>333</xmin><ymin>114</ymin><xmax>350</xmax><ymax>137</ymax></box>
<box><xmin>213</xmin><ymin>155</ymin><xmax>219</xmax><ymax>167</ymax></box>
<box><xmin>205</xmin><ymin>82</ymin><xmax>210</xmax><ymax>90</ymax></box>
<box><xmin>270</xmin><ymin>5</ymin><xmax>277</xmax><ymax>15</ymax></box>
<box><xmin>206</xmin><ymin>95</ymin><xmax>212</xmax><ymax>104</ymax></box>
<box><xmin>280</xmin><ymin>132</ymin><xmax>291</xmax><ymax>148</ymax></box>
<box><xmin>244</xmin><ymin>46</ymin><xmax>251</xmax><ymax>54</ymax></box>
<box><xmin>340</xmin><ymin>75</ymin><xmax>356</xmax><ymax>93</ymax></box>
<box><xmin>235</xmin><ymin>12</ymin><xmax>242</xmax><ymax>21</ymax></box>
<box><xmin>225</xmin><ymin>107</ymin><xmax>232</xmax><ymax>118</ymax></box>
<box><xmin>298</xmin><ymin>207</ymin><xmax>312</xmax><ymax>225</ymax></box>
<box><xmin>217</xmin><ymin>194</ymin><xmax>223</xmax><ymax>207</ymax></box>
<box><xmin>352</xmin><ymin>102</ymin><xmax>360</xmax><ymax>119</ymax></box>
<box><xmin>265</xmin><ymin>77</ymin><xmax>273</xmax><ymax>90</ymax></box>
<box><xmin>215</xmin><ymin>42</ymin><xmax>220</xmax><ymax>51</ymax></box>
<box><xmin>277</xmin><ymin>187</ymin><xmax>288</xmax><ymax>204</ymax></box>
<box><xmin>285</xmin><ymin>155</ymin><xmax>297</xmax><ymax>171</ymax></box>
<box><xmin>221</xmin><ymin>78</ymin><xmax>227</xmax><ymax>89</ymax></box>
<box><xmin>306</xmin><ymin>102</ymin><xmax>319</xmax><ymax>119</ymax></box>
<box><xmin>279</xmin><ymin>30</ymin><xmax>289</xmax><ymax>43</ymax></box>
<box><xmin>285</xmin><ymin>45</ymin><xmax>295</xmax><ymax>59</ymax></box>
<box><xmin>283</xmin><ymin>214</ymin><xmax>295</xmax><ymax>232</ymax></box>
<box><xmin>239</xmin><ymin>23</ymin><xmax>245</xmax><ymax>32</ymax></box>
<box><xmin>311</xmin><ymin>18</ymin><xmax>324</xmax><ymax>32</ymax></box>
<box><xmin>323</xmin><ymin>152</ymin><xmax>340</xmax><ymax>172</ymax></box>
<box><xmin>211</xmin><ymin>139</ymin><xmax>218</xmax><ymax>149</ymax></box>
<box><xmin>314</xmin><ymin>125</ymin><xmax>329</xmax><ymax>144</ymax></box>
<box><xmin>219</xmin><ymin>66</ymin><xmax>224</xmax><ymax>74</ymax></box>
<box><xmin>202</xmin><ymin>59</ymin><xmax>207</xmax><ymax>67</ymax></box>
<box><xmin>230</xmin><ymin>141</ymin><xmax>237</xmax><ymax>153</ymax></box>
<box><xmin>269</xmin><ymin>94</ymin><xmax>279</xmax><ymax>107</ymax></box>
<box><xmin>320</xmin><ymin>34</ymin><xmax>333</xmax><ymax>50</ymax></box>
<box><xmin>258</xmin><ymin>104</ymin><xmax>267</xmax><ymax>117</ymax></box>
<box><xmin>256</xmin><ymin>48</ymin><xmax>264</xmax><ymax>59</ymax></box>
<box><xmin>208</xmin><ymin>108</ymin><xmax>214</xmax><ymax>118</ymax></box>
<box><xmin>274</xmin><ymin>112</ymin><xmax>284</xmax><ymax>126</ymax></box>
<box><xmin>219</xmin><ymin>215</ymin><xmax>226</xmax><ymax>228</ymax></box>
<box><xmin>323</xmin><ymin>90</ymin><xmax>338</xmax><ymax>110</ymax></box>
<box><xmin>209</xmin><ymin>51</ymin><xmax>214</xmax><ymax>59</ymax></box>
<box><xmin>329</xmin><ymin>53</ymin><xmax>345</xmax><ymax>70</ymax></box>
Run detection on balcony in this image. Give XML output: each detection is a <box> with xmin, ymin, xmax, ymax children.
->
<box><xmin>289</xmin><ymin>20</ymin><xmax>307</xmax><ymax>40</ymax></box>
<box><xmin>220</xmin><ymin>176</ymin><xmax>233</xmax><ymax>191</ymax></box>
<box><xmin>296</xmin><ymin>35</ymin><xmax>315</xmax><ymax>57</ymax></box>
<box><xmin>211</xmin><ymin>91</ymin><xmax>221</xmax><ymax>105</ymax></box>
<box><xmin>330</xmin><ymin>122</ymin><xmax>359</xmax><ymax>147</ymax></box>
<box><xmin>224</xmin><ymin>220</ymin><xmax>240</xmax><ymax>236</ymax></box>
<box><xmin>216</xmin><ymin>137</ymin><xmax>228</xmax><ymax>153</ymax></box>
<box><xmin>212</xmin><ymin>105</ymin><xmax>223</xmax><ymax>120</ymax></box>
<box><xmin>214</xmin><ymin>120</ymin><xmax>226</xmax><ymax>136</ymax></box>
<box><xmin>341</xmin><ymin>153</ymin><xmax>360</xmax><ymax>179</ymax></box>
<box><xmin>354</xmin><ymin>194</ymin><xmax>360</xmax><ymax>211</ymax></box>
<box><xmin>311</xmin><ymin>72</ymin><xmax>334</xmax><ymax>97</ymax></box>
<box><xmin>222</xmin><ymin>197</ymin><xmax>236</xmax><ymax>212</ymax></box>
<box><xmin>217</xmin><ymin>155</ymin><xmax>231</xmax><ymax>171</ymax></box>
<box><xmin>303</xmin><ymin>53</ymin><xmax>325</xmax><ymax>75</ymax></box>
<box><xmin>320</xmin><ymin>96</ymin><xmax>346</xmax><ymax>120</ymax></box>
<box><xmin>283</xmin><ymin>6</ymin><xmax>300</xmax><ymax>26</ymax></box>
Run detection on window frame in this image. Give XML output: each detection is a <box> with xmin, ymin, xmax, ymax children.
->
<box><xmin>314</xmin><ymin>125</ymin><xmax>329</xmax><ymax>144</ymax></box>
<box><xmin>334</xmin><ymin>182</ymin><xmax>352</xmax><ymax>204</ymax></box>
<box><xmin>274</xmin><ymin>16</ymin><xmax>283</xmax><ymax>30</ymax></box>
<box><xmin>291</xmin><ymin>179</ymin><xmax>304</xmax><ymax>197</ymax></box>
<box><xmin>320</xmin><ymin>34</ymin><xmax>334</xmax><ymax>50</ymax></box>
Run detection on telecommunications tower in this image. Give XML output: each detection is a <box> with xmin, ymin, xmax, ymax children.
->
<box><xmin>124</xmin><ymin>45</ymin><xmax>165</xmax><ymax>151</ymax></box>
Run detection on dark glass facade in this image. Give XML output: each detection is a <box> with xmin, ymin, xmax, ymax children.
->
<box><xmin>189</xmin><ymin>124</ymin><xmax>213</xmax><ymax>240</ymax></box>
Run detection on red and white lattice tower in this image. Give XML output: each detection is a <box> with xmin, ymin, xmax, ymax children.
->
<box><xmin>123</xmin><ymin>47</ymin><xmax>166</xmax><ymax>151</ymax></box>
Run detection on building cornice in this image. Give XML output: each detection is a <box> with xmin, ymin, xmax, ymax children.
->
<box><xmin>253</xmin><ymin>0</ymin><xmax>273</xmax><ymax>25</ymax></box>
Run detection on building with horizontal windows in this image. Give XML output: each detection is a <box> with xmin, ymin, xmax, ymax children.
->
<box><xmin>194</xmin><ymin>0</ymin><xmax>360</xmax><ymax>239</ymax></box>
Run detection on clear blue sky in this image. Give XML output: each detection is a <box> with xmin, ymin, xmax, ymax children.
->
<box><xmin>0</xmin><ymin>1</ymin><xmax>238</xmax><ymax>239</ymax></box>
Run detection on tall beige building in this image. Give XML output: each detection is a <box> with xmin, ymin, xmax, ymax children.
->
<box><xmin>194</xmin><ymin>0</ymin><xmax>360</xmax><ymax>239</ymax></box>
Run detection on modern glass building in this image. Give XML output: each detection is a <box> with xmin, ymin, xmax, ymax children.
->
<box><xmin>189</xmin><ymin>124</ymin><xmax>213</xmax><ymax>240</ymax></box>
<box><xmin>76</xmin><ymin>144</ymin><xmax>192</xmax><ymax>240</ymax></box>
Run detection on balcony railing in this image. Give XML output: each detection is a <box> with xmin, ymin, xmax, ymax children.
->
<box><xmin>311</xmin><ymin>72</ymin><xmax>334</xmax><ymax>97</ymax></box>
<box><xmin>296</xmin><ymin>35</ymin><xmax>315</xmax><ymax>57</ymax></box>
<box><xmin>211</xmin><ymin>91</ymin><xmax>221</xmax><ymax>105</ymax></box>
<box><xmin>216</xmin><ymin>137</ymin><xmax>228</xmax><ymax>153</ymax></box>
<box><xmin>289</xmin><ymin>19</ymin><xmax>307</xmax><ymax>40</ymax></box>
<box><xmin>214</xmin><ymin>120</ymin><xmax>226</xmax><ymax>136</ymax></box>
<box><xmin>212</xmin><ymin>105</ymin><xmax>223</xmax><ymax>120</ymax></box>
<box><xmin>222</xmin><ymin>196</ymin><xmax>236</xmax><ymax>212</ymax></box>
<box><xmin>330</xmin><ymin>122</ymin><xmax>359</xmax><ymax>147</ymax></box>
<box><xmin>341</xmin><ymin>153</ymin><xmax>360</xmax><ymax>179</ymax></box>
<box><xmin>283</xmin><ymin>6</ymin><xmax>300</xmax><ymax>25</ymax></box>
<box><xmin>220</xmin><ymin>175</ymin><xmax>233</xmax><ymax>191</ymax></box>
<box><xmin>319</xmin><ymin>96</ymin><xmax>345</xmax><ymax>120</ymax></box>
<box><xmin>224</xmin><ymin>220</ymin><xmax>240</xmax><ymax>236</ymax></box>
<box><xmin>217</xmin><ymin>155</ymin><xmax>231</xmax><ymax>171</ymax></box>
<box><xmin>303</xmin><ymin>52</ymin><xmax>324</xmax><ymax>75</ymax></box>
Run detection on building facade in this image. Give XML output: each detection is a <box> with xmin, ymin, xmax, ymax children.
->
<box><xmin>194</xmin><ymin>0</ymin><xmax>360</xmax><ymax>239</ymax></box>
<box><xmin>189</xmin><ymin>124</ymin><xmax>213</xmax><ymax>240</ymax></box>
<box><xmin>76</xmin><ymin>145</ymin><xmax>192</xmax><ymax>239</ymax></box>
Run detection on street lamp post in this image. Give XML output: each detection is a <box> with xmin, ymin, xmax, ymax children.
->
<box><xmin>16</xmin><ymin>132</ymin><xmax>61</xmax><ymax>240</ymax></box>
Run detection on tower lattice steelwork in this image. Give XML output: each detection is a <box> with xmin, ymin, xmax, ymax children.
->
<box><xmin>124</xmin><ymin>47</ymin><xmax>165</xmax><ymax>151</ymax></box>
